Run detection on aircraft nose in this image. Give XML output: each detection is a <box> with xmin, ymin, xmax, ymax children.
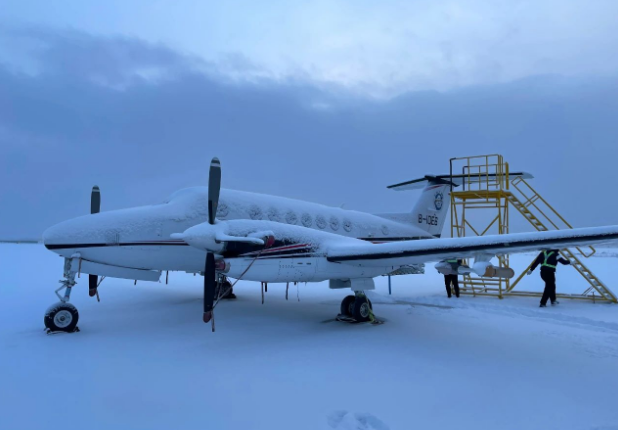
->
<box><xmin>42</xmin><ymin>214</ymin><xmax>101</xmax><ymax>253</ymax></box>
<box><xmin>43</xmin><ymin>220</ymin><xmax>74</xmax><ymax>253</ymax></box>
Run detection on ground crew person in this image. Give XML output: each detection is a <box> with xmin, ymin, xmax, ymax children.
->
<box><xmin>528</xmin><ymin>249</ymin><xmax>570</xmax><ymax>307</ymax></box>
<box><xmin>444</xmin><ymin>258</ymin><xmax>462</xmax><ymax>298</ymax></box>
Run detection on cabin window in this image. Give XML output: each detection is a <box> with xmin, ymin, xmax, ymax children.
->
<box><xmin>217</xmin><ymin>201</ymin><xmax>229</xmax><ymax>218</ymax></box>
<box><xmin>285</xmin><ymin>211</ymin><xmax>298</xmax><ymax>225</ymax></box>
<box><xmin>301</xmin><ymin>213</ymin><xmax>313</xmax><ymax>227</ymax></box>
<box><xmin>267</xmin><ymin>207</ymin><xmax>281</xmax><ymax>222</ymax></box>
<box><xmin>343</xmin><ymin>219</ymin><xmax>352</xmax><ymax>232</ymax></box>
<box><xmin>330</xmin><ymin>216</ymin><xmax>340</xmax><ymax>231</ymax></box>
<box><xmin>381</xmin><ymin>225</ymin><xmax>390</xmax><ymax>235</ymax></box>
<box><xmin>249</xmin><ymin>205</ymin><xmax>262</xmax><ymax>220</ymax></box>
<box><xmin>316</xmin><ymin>215</ymin><xmax>327</xmax><ymax>229</ymax></box>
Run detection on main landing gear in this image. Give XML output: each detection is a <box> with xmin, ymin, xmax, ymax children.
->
<box><xmin>338</xmin><ymin>291</ymin><xmax>375</xmax><ymax>323</ymax></box>
<box><xmin>44</xmin><ymin>258</ymin><xmax>80</xmax><ymax>334</ymax></box>
<box><xmin>215</xmin><ymin>276</ymin><xmax>236</xmax><ymax>300</ymax></box>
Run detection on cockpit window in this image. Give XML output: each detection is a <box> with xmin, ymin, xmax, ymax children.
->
<box><xmin>163</xmin><ymin>187</ymin><xmax>206</xmax><ymax>205</ymax></box>
<box><xmin>164</xmin><ymin>188</ymin><xmax>199</xmax><ymax>203</ymax></box>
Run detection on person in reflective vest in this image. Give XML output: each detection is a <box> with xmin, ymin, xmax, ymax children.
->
<box><xmin>444</xmin><ymin>258</ymin><xmax>462</xmax><ymax>298</ymax></box>
<box><xmin>528</xmin><ymin>249</ymin><xmax>571</xmax><ymax>307</ymax></box>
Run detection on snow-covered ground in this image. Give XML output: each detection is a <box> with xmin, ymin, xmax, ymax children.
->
<box><xmin>2</xmin><ymin>244</ymin><xmax>618</xmax><ymax>430</ymax></box>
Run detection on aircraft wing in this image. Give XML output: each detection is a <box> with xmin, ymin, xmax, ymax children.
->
<box><xmin>326</xmin><ymin>226</ymin><xmax>618</xmax><ymax>266</ymax></box>
<box><xmin>0</xmin><ymin>239</ymin><xmax>41</xmax><ymax>244</ymax></box>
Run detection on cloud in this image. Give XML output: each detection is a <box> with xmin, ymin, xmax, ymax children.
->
<box><xmin>1</xmin><ymin>27</ymin><xmax>617</xmax><ymax>238</ymax></box>
<box><xmin>4</xmin><ymin>1</ymin><xmax>618</xmax><ymax>97</ymax></box>
<box><xmin>0</xmin><ymin>25</ymin><xmax>211</xmax><ymax>89</ymax></box>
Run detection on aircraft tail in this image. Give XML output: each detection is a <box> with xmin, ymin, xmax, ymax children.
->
<box><xmin>377</xmin><ymin>176</ymin><xmax>453</xmax><ymax>237</ymax></box>
<box><xmin>398</xmin><ymin>176</ymin><xmax>453</xmax><ymax>237</ymax></box>
<box><xmin>381</xmin><ymin>171</ymin><xmax>533</xmax><ymax>237</ymax></box>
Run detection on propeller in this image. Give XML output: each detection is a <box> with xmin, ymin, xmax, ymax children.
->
<box><xmin>91</xmin><ymin>185</ymin><xmax>101</xmax><ymax>214</ymax></box>
<box><xmin>203</xmin><ymin>252</ymin><xmax>216</xmax><ymax>323</ymax></box>
<box><xmin>172</xmin><ymin>157</ymin><xmax>273</xmax><ymax>324</ymax></box>
<box><xmin>203</xmin><ymin>158</ymin><xmax>221</xmax><ymax>323</ymax></box>
<box><xmin>89</xmin><ymin>186</ymin><xmax>100</xmax><ymax>298</ymax></box>
<box><xmin>208</xmin><ymin>158</ymin><xmax>221</xmax><ymax>225</ymax></box>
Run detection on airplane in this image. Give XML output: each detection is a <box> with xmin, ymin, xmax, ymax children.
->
<box><xmin>32</xmin><ymin>158</ymin><xmax>618</xmax><ymax>333</ymax></box>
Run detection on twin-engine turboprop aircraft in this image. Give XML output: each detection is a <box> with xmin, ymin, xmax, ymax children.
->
<box><xmin>39</xmin><ymin>158</ymin><xmax>618</xmax><ymax>333</ymax></box>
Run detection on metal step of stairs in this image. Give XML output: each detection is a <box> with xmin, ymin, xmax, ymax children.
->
<box><xmin>559</xmin><ymin>249</ymin><xmax>616</xmax><ymax>301</ymax></box>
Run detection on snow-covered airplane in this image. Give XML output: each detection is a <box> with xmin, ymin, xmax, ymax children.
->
<box><xmin>38</xmin><ymin>158</ymin><xmax>618</xmax><ymax>333</ymax></box>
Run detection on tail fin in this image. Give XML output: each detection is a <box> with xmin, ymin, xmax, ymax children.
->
<box><xmin>382</xmin><ymin>171</ymin><xmax>534</xmax><ymax>238</ymax></box>
<box><xmin>406</xmin><ymin>176</ymin><xmax>453</xmax><ymax>237</ymax></box>
<box><xmin>409</xmin><ymin>180</ymin><xmax>452</xmax><ymax>237</ymax></box>
<box><xmin>379</xmin><ymin>175</ymin><xmax>454</xmax><ymax>238</ymax></box>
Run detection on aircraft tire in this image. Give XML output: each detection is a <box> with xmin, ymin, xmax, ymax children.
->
<box><xmin>340</xmin><ymin>295</ymin><xmax>356</xmax><ymax>316</ymax></box>
<box><xmin>222</xmin><ymin>281</ymin><xmax>233</xmax><ymax>297</ymax></box>
<box><xmin>44</xmin><ymin>302</ymin><xmax>79</xmax><ymax>333</ymax></box>
<box><xmin>352</xmin><ymin>297</ymin><xmax>373</xmax><ymax>322</ymax></box>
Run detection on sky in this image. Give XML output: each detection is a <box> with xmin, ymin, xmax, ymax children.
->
<box><xmin>1</xmin><ymin>0</ymin><xmax>618</xmax><ymax>238</ymax></box>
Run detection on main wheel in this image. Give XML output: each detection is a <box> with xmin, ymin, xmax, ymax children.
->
<box><xmin>352</xmin><ymin>297</ymin><xmax>373</xmax><ymax>322</ymax></box>
<box><xmin>44</xmin><ymin>302</ymin><xmax>79</xmax><ymax>333</ymax></box>
<box><xmin>340</xmin><ymin>295</ymin><xmax>356</xmax><ymax>316</ymax></box>
<box><xmin>218</xmin><ymin>280</ymin><xmax>236</xmax><ymax>299</ymax></box>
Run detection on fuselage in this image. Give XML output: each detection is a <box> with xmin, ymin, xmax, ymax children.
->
<box><xmin>43</xmin><ymin>187</ymin><xmax>433</xmax><ymax>283</ymax></box>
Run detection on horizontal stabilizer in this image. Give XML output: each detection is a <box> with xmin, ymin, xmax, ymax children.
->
<box><xmin>387</xmin><ymin>172</ymin><xmax>533</xmax><ymax>191</ymax></box>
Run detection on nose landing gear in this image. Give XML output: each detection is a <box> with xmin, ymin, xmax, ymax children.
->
<box><xmin>44</xmin><ymin>258</ymin><xmax>80</xmax><ymax>334</ymax></box>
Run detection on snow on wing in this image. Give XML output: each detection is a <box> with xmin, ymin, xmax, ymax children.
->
<box><xmin>326</xmin><ymin>225</ymin><xmax>618</xmax><ymax>266</ymax></box>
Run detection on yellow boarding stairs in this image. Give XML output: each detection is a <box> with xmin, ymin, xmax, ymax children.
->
<box><xmin>450</xmin><ymin>154</ymin><xmax>616</xmax><ymax>303</ymax></box>
<box><xmin>506</xmin><ymin>177</ymin><xmax>616</xmax><ymax>302</ymax></box>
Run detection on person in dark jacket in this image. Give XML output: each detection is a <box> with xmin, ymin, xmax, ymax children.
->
<box><xmin>528</xmin><ymin>249</ymin><xmax>570</xmax><ymax>307</ymax></box>
<box><xmin>444</xmin><ymin>258</ymin><xmax>462</xmax><ymax>298</ymax></box>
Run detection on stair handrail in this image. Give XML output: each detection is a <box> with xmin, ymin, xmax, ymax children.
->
<box><xmin>510</xmin><ymin>177</ymin><xmax>596</xmax><ymax>258</ymax></box>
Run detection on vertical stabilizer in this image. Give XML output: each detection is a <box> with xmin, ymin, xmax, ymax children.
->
<box><xmin>381</xmin><ymin>175</ymin><xmax>455</xmax><ymax>238</ymax></box>
<box><xmin>409</xmin><ymin>179</ymin><xmax>452</xmax><ymax>237</ymax></box>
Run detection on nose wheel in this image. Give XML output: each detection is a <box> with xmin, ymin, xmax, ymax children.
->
<box><xmin>339</xmin><ymin>292</ymin><xmax>374</xmax><ymax>323</ymax></box>
<box><xmin>44</xmin><ymin>302</ymin><xmax>79</xmax><ymax>333</ymax></box>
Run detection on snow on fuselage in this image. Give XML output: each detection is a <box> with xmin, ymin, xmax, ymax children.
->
<box><xmin>43</xmin><ymin>187</ymin><xmax>432</xmax><ymax>282</ymax></box>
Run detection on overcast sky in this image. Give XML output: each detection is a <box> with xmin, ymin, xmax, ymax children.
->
<box><xmin>1</xmin><ymin>1</ymin><xmax>618</xmax><ymax>238</ymax></box>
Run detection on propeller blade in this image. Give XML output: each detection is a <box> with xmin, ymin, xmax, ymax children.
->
<box><xmin>208</xmin><ymin>158</ymin><xmax>221</xmax><ymax>225</ymax></box>
<box><xmin>89</xmin><ymin>186</ymin><xmax>101</xmax><ymax>299</ymax></box>
<box><xmin>89</xmin><ymin>274</ymin><xmax>98</xmax><ymax>297</ymax></box>
<box><xmin>203</xmin><ymin>252</ymin><xmax>216</xmax><ymax>323</ymax></box>
<box><xmin>91</xmin><ymin>186</ymin><xmax>101</xmax><ymax>214</ymax></box>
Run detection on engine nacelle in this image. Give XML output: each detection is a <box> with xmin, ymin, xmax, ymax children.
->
<box><xmin>435</xmin><ymin>261</ymin><xmax>458</xmax><ymax>275</ymax></box>
<box><xmin>172</xmin><ymin>228</ymin><xmax>225</xmax><ymax>253</ymax></box>
<box><xmin>215</xmin><ymin>259</ymin><xmax>231</xmax><ymax>274</ymax></box>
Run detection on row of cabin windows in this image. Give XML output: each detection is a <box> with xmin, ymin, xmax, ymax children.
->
<box><xmin>217</xmin><ymin>203</ymin><xmax>390</xmax><ymax>235</ymax></box>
